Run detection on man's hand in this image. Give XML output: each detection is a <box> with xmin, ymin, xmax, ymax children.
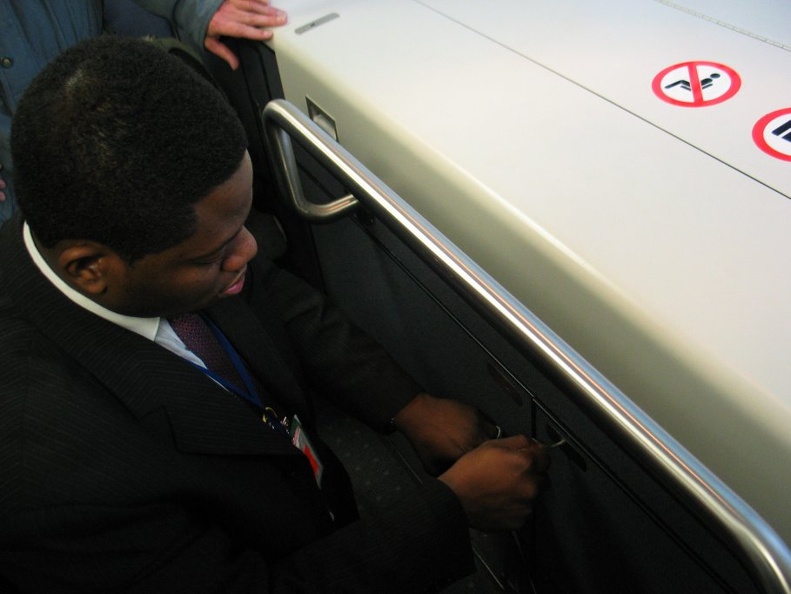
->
<box><xmin>439</xmin><ymin>435</ymin><xmax>549</xmax><ymax>532</ymax></box>
<box><xmin>205</xmin><ymin>0</ymin><xmax>288</xmax><ymax>70</ymax></box>
<box><xmin>0</xmin><ymin>175</ymin><xmax>6</xmax><ymax>202</ymax></box>
<box><xmin>392</xmin><ymin>393</ymin><xmax>499</xmax><ymax>475</ymax></box>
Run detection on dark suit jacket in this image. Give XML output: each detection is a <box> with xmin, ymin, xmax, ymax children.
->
<box><xmin>0</xmin><ymin>217</ymin><xmax>474</xmax><ymax>593</ymax></box>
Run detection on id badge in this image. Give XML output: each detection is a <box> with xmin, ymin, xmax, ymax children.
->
<box><xmin>290</xmin><ymin>415</ymin><xmax>324</xmax><ymax>487</ymax></box>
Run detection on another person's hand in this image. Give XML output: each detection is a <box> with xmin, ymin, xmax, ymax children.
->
<box><xmin>0</xmin><ymin>175</ymin><xmax>5</xmax><ymax>202</ymax></box>
<box><xmin>393</xmin><ymin>393</ymin><xmax>499</xmax><ymax>475</ymax></box>
<box><xmin>439</xmin><ymin>435</ymin><xmax>549</xmax><ymax>532</ymax></box>
<box><xmin>205</xmin><ymin>0</ymin><xmax>287</xmax><ymax>70</ymax></box>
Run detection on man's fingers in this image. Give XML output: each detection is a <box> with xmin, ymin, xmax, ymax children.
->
<box><xmin>208</xmin><ymin>17</ymin><xmax>282</xmax><ymax>41</ymax></box>
<box><xmin>211</xmin><ymin>2</ymin><xmax>287</xmax><ymax>34</ymax></box>
<box><xmin>204</xmin><ymin>38</ymin><xmax>240</xmax><ymax>70</ymax></box>
<box><xmin>524</xmin><ymin>443</ymin><xmax>551</xmax><ymax>474</ymax></box>
<box><xmin>205</xmin><ymin>0</ymin><xmax>287</xmax><ymax>69</ymax></box>
<box><xmin>487</xmin><ymin>435</ymin><xmax>551</xmax><ymax>474</ymax></box>
<box><xmin>231</xmin><ymin>9</ymin><xmax>287</xmax><ymax>29</ymax></box>
<box><xmin>229</xmin><ymin>0</ymin><xmax>273</xmax><ymax>12</ymax></box>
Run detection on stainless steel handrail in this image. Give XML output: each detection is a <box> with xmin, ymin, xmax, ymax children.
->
<box><xmin>263</xmin><ymin>97</ymin><xmax>791</xmax><ymax>593</ymax></box>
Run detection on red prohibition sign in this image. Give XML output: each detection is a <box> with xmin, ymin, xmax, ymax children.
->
<box><xmin>752</xmin><ymin>108</ymin><xmax>791</xmax><ymax>162</ymax></box>
<box><xmin>652</xmin><ymin>61</ymin><xmax>741</xmax><ymax>107</ymax></box>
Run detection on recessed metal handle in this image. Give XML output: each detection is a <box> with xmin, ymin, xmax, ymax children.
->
<box><xmin>264</xmin><ymin>100</ymin><xmax>358</xmax><ymax>223</ymax></box>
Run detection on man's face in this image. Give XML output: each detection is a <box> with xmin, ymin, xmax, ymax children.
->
<box><xmin>106</xmin><ymin>153</ymin><xmax>259</xmax><ymax>317</ymax></box>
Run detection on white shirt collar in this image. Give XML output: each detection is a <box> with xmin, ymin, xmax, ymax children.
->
<box><xmin>23</xmin><ymin>222</ymin><xmax>162</xmax><ymax>341</ymax></box>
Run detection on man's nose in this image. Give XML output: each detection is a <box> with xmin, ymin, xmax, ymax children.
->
<box><xmin>222</xmin><ymin>226</ymin><xmax>258</xmax><ymax>272</ymax></box>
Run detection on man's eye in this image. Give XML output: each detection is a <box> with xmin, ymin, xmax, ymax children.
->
<box><xmin>194</xmin><ymin>253</ymin><xmax>224</xmax><ymax>266</ymax></box>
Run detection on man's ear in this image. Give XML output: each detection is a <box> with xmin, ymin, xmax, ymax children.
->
<box><xmin>57</xmin><ymin>242</ymin><xmax>123</xmax><ymax>296</ymax></box>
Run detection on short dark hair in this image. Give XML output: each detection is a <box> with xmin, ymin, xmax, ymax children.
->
<box><xmin>11</xmin><ymin>36</ymin><xmax>248</xmax><ymax>262</ymax></box>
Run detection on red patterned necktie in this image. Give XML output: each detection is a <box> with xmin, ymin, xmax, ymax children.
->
<box><xmin>168</xmin><ymin>313</ymin><xmax>245</xmax><ymax>389</ymax></box>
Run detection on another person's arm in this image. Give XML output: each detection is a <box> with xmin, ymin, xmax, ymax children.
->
<box><xmin>204</xmin><ymin>0</ymin><xmax>287</xmax><ymax>70</ymax></box>
<box><xmin>136</xmin><ymin>0</ymin><xmax>287</xmax><ymax>70</ymax></box>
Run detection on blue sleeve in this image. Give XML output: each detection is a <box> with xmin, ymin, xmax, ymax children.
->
<box><xmin>132</xmin><ymin>0</ymin><xmax>224</xmax><ymax>55</ymax></box>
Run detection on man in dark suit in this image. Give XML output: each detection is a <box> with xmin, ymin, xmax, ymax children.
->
<box><xmin>0</xmin><ymin>36</ymin><xmax>548</xmax><ymax>592</ymax></box>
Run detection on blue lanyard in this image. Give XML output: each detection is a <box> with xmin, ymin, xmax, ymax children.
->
<box><xmin>178</xmin><ymin>313</ymin><xmax>291</xmax><ymax>440</ymax></box>
<box><xmin>199</xmin><ymin>315</ymin><xmax>262</xmax><ymax>408</ymax></box>
<box><xmin>184</xmin><ymin>315</ymin><xmax>290</xmax><ymax>439</ymax></box>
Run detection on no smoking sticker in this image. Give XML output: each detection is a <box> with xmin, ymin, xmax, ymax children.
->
<box><xmin>652</xmin><ymin>61</ymin><xmax>741</xmax><ymax>107</ymax></box>
<box><xmin>753</xmin><ymin>108</ymin><xmax>791</xmax><ymax>162</ymax></box>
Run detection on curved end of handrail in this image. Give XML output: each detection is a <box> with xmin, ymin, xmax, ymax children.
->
<box><xmin>263</xmin><ymin>100</ymin><xmax>359</xmax><ymax>223</ymax></box>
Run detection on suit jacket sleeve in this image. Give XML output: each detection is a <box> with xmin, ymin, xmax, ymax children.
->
<box><xmin>243</xmin><ymin>255</ymin><xmax>424</xmax><ymax>432</ymax></box>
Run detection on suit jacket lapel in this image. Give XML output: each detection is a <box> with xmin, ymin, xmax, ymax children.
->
<box><xmin>207</xmin><ymin>295</ymin><xmax>309</xmax><ymax>417</ymax></box>
<box><xmin>2</xmin><ymin>219</ymin><xmax>298</xmax><ymax>458</ymax></box>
